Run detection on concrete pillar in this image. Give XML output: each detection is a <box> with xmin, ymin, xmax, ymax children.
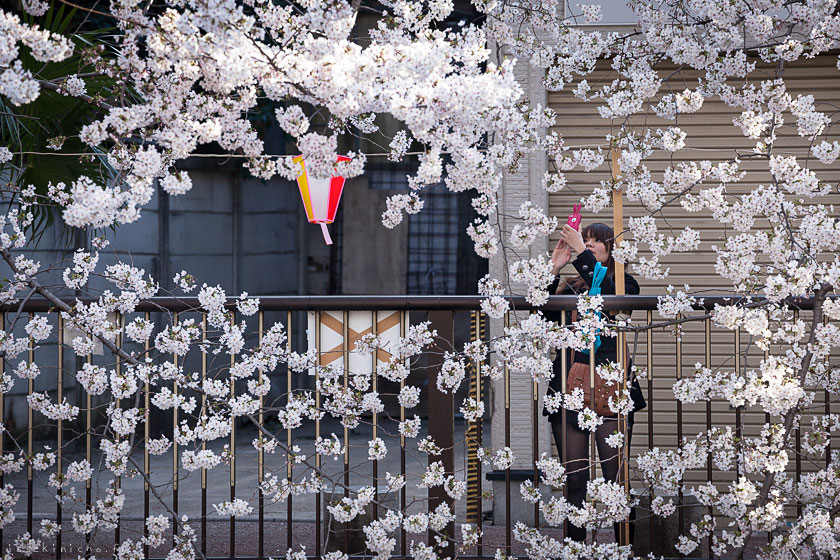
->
<box><xmin>487</xmin><ymin>47</ymin><xmax>552</xmax><ymax>526</ymax></box>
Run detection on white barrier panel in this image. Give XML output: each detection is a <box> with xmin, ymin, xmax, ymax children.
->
<box><xmin>306</xmin><ymin>310</ymin><xmax>401</xmax><ymax>375</ymax></box>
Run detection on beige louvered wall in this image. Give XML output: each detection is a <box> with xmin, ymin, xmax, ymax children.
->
<box><xmin>547</xmin><ymin>55</ymin><xmax>840</xmax><ymax>500</ymax></box>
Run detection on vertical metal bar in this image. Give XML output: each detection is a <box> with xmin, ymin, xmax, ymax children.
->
<box><xmin>765</xmin><ymin>333</ymin><xmax>771</xmax><ymax>547</ymax></box>
<box><xmin>315</xmin><ymin>311</ymin><xmax>322</xmax><ymax>558</ymax></box>
<box><xmin>341</xmin><ymin>309</ymin><xmax>350</xmax><ymax>554</ymax></box>
<box><xmin>56</xmin><ymin>314</ymin><xmax>63</xmax><ymax>560</ymax></box>
<box><xmin>27</xmin><ymin>312</ymin><xmax>33</xmax><ymax>537</ymax></box>
<box><xmin>587</xmin><ymin>333</ymin><xmax>597</xmax><ymax>555</ymax></box>
<box><xmin>0</xmin><ymin>312</ymin><xmax>4</xmax><ymax>554</ymax></box>
<box><xmin>258</xmin><ymin>310</ymin><xmax>264</xmax><ymax>560</ymax></box>
<box><xmin>589</xmin><ymin>339</ymin><xmax>596</xmax><ymax>486</ymax></box>
<box><xmin>677</xmin><ymin>314</ymin><xmax>683</xmax><ymax>537</ymax></box>
<box><xmin>85</xmin><ymin>351</ymin><xmax>92</xmax><ymax>559</ymax></box>
<box><xmin>504</xmin><ymin>311</ymin><xmax>511</xmax><ymax>552</ymax></box>
<box><xmin>172</xmin><ymin>312</ymin><xmax>179</xmax><ymax>547</ymax></box>
<box><xmin>824</xmin><ymin>314</ymin><xmax>830</xmax><ymax>469</ymax></box>
<box><xmin>287</xmin><ymin>310</ymin><xmax>294</xmax><ymax>552</ymax></box>
<box><xmin>705</xmin><ymin>317</ymin><xmax>713</xmax><ymax>556</ymax></box>
<box><xmin>735</xmin><ymin>326</ymin><xmax>742</xmax><ymax>482</ymax></box>
<box><xmin>531</xmin><ymin>312</ymin><xmax>539</xmax><ymax>529</ymax></box>
<box><xmin>618</xmin><ymin>314</ymin><xmax>630</xmax><ymax>547</ymax></box>
<box><xmin>561</xmin><ymin>310</ymin><xmax>568</xmax><ymax>541</ymax></box>
<box><xmin>145</xmin><ymin>311</ymin><xmax>152</xmax><ymax>560</ymax></box>
<box><xmin>114</xmin><ymin>313</ymin><xmax>123</xmax><ymax>549</ymax></box>
<box><xmin>400</xmin><ymin>311</ymin><xmax>407</xmax><ymax>557</ymax></box>
<box><xmin>792</xmin><ymin>310</ymin><xmax>801</xmax><ymax>518</ymax></box>
<box><xmin>476</xmin><ymin>312</ymin><xmax>483</xmax><ymax>556</ymax></box>
<box><xmin>230</xmin><ymin>311</ymin><xmax>237</xmax><ymax>559</ymax></box>
<box><xmin>343</xmin><ymin>310</ymin><xmax>350</xmax><ymax>554</ymax></box>
<box><xmin>647</xmin><ymin>310</ymin><xmax>655</xmax><ymax>550</ymax></box>
<box><xmin>55</xmin><ymin>313</ymin><xmax>64</xmax><ymax>560</ymax></box>
<box><xmin>200</xmin><ymin>312</ymin><xmax>207</xmax><ymax>556</ymax></box>
<box><xmin>372</xmin><ymin>310</ymin><xmax>378</xmax><ymax>522</ymax></box>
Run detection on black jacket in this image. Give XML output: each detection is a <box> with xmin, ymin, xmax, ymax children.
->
<box><xmin>543</xmin><ymin>249</ymin><xmax>643</xmax><ymax>421</ymax></box>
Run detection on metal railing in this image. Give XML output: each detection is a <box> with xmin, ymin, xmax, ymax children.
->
<box><xmin>0</xmin><ymin>295</ymin><xmax>827</xmax><ymax>560</ymax></box>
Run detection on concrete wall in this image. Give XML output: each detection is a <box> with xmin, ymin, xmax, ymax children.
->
<box><xmin>341</xmin><ymin>177</ymin><xmax>408</xmax><ymax>294</ymax></box>
<box><xmin>488</xmin><ymin>47</ymin><xmax>552</xmax><ymax>523</ymax></box>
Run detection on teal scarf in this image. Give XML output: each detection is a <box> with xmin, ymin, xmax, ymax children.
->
<box><xmin>581</xmin><ymin>262</ymin><xmax>607</xmax><ymax>355</ymax></box>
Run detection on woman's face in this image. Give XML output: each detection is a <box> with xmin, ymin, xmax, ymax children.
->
<box><xmin>585</xmin><ymin>237</ymin><xmax>610</xmax><ymax>264</ymax></box>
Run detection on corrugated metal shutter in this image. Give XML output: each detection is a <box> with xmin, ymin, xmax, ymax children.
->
<box><xmin>548</xmin><ymin>55</ymin><xmax>840</xmax><ymax>502</ymax></box>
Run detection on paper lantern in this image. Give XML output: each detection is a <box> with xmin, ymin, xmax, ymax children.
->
<box><xmin>293</xmin><ymin>154</ymin><xmax>351</xmax><ymax>245</ymax></box>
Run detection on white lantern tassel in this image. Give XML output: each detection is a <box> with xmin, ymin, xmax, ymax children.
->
<box><xmin>321</xmin><ymin>223</ymin><xmax>333</xmax><ymax>245</ymax></box>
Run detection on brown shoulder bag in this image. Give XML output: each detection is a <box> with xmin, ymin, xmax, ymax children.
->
<box><xmin>564</xmin><ymin>309</ymin><xmax>628</xmax><ymax>418</ymax></box>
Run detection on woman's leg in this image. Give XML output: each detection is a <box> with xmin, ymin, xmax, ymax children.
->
<box><xmin>595</xmin><ymin>417</ymin><xmax>635</xmax><ymax>545</ymax></box>
<box><xmin>624</xmin><ymin>418</ymin><xmax>636</xmax><ymax>545</ymax></box>
<box><xmin>552</xmin><ymin>411</ymin><xmax>590</xmax><ymax>542</ymax></box>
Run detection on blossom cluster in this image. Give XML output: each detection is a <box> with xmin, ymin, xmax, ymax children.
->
<box><xmin>3</xmin><ymin>0</ymin><xmax>840</xmax><ymax>558</ymax></box>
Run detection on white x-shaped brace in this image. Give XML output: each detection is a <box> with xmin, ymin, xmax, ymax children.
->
<box><xmin>317</xmin><ymin>311</ymin><xmax>401</xmax><ymax>366</ymax></box>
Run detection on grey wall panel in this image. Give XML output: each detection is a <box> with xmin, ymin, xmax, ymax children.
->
<box><xmin>108</xmin><ymin>210</ymin><xmax>160</xmax><ymax>255</ymax></box>
<box><xmin>240</xmin><ymin>211</ymin><xmax>296</xmax><ymax>255</ymax></box>
<box><xmin>166</xmin><ymin>254</ymin><xmax>233</xmax><ymax>288</ymax></box>
<box><xmin>340</xmin><ymin>177</ymin><xmax>407</xmax><ymax>295</ymax></box>
<box><xmin>169</xmin><ymin>170</ymin><xmax>233</xmax><ymax>213</ymax></box>
<box><xmin>169</xmin><ymin>211</ymin><xmax>233</xmax><ymax>256</ymax></box>
<box><xmin>238</xmin><ymin>253</ymin><xmax>298</xmax><ymax>295</ymax></box>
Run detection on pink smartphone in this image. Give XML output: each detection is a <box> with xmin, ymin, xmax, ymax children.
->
<box><xmin>567</xmin><ymin>204</ymin><xmax>582</xmax><ymax>231</ymax></box>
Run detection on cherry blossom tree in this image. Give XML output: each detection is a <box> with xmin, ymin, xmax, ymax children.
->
<box><xmin>1</xmin><ymin>0</ymin><xmax>840</xmax><ymax>559</ymax></box>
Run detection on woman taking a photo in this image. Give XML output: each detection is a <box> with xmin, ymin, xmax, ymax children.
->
<box><xmin>543</xmin><ymin>221</ymin><xmax>645</xmax><ymax>544</ymax></box>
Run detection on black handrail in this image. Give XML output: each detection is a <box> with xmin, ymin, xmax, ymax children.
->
<box><xmin>0</xmin><ymin>294</ymin><xmax>825</xmax><ymax>312</ymax></box>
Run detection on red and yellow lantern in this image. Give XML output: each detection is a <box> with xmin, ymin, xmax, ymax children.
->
<box><xmin>293</xmin><ymin>154</ymin><xmax>351</xmax><ymax>245</ymax></box>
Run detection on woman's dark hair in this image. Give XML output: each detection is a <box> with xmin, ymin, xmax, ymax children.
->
<box><xmin>559</xmin><ymin>222</ymin><xmax>616</xmax><ymax>293</ymax></box>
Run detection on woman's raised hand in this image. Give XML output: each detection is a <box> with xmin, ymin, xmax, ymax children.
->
<box><xmin>551</xmin><ymin>238</ymin><xmax>572</xmax><ymax>275</ymax></box>
<box><xmin>560</xmin><ymin>224</ymin><xmax>586</xmax><ymax>254</ymax></box>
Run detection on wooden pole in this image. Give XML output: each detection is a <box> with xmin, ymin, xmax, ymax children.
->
<box><xmin>611</xmin><ymin>148</ymin><xmax>626</xmax><ymax>289</ymax></box>
<box><xmin>611</xmin><ymin>147</ymin><xmax>632</xmax><ymax>549</ymax></box>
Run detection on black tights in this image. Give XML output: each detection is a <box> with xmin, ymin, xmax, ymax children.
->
<box><xmin>550</xmin><ymin>412</ymin><xmax>636</xmax><ymax>544</ymax></box>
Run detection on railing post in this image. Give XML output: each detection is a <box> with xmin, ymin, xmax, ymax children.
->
<box><xmin>427</xmin><ymin>310</ymin><xmax>455</xmax><ymax>558</ymax></box>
